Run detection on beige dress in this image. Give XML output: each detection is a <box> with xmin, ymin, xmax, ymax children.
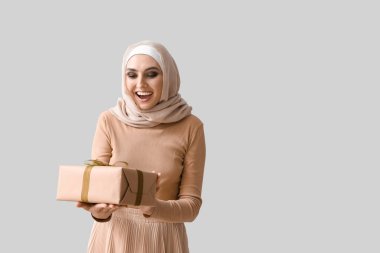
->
<box><xmin>87</xmin><ymin>111</ymin><xmax>206</xmax><ymax>253</ymax></box>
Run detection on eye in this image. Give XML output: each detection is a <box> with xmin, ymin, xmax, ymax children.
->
<box><xmin>126</xmin><ymin>72</ymin><xmax>137</xmax><ymax>79</ymax></box>
<box><xmin>146</xmin><ymin>71</ymin><xmax>159</xmax><ymax>78</ymax></box>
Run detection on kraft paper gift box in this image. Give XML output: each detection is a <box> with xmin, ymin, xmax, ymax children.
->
<box><xmin>56</xmin><ymin>163</ymin><xmax>157</xmax><ymax>206</ymax></box>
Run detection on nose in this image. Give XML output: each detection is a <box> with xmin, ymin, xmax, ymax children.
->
<box><xmin>136</xmin><ymin>76</ymin><xmax>147</xmax><ymax>88</ymax></box>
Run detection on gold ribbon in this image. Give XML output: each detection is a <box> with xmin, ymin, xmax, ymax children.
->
<box><xmin>135</xmin><ymin>170</ymin><xmax>144</xmax><ymax>206</ymax></box>
<box><xmin>80</xmin><ymin>160</ymin><xmax>144</xmax><ymax>206</ymax></box>
<box><xmin>81</xmin><ymin>165</ymin><xmax>93</xmax><ymax>202</ymax></box>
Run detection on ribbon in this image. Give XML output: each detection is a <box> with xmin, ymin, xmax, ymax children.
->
<box><xmin>80</xmin><ymin>159</ymin><xmax>144</xmax><ymax>206</ymax></box>
<box><xmin>135</xmin><ymin>170</ymin><xmax>144</xmax><ymax>206</ymax></box>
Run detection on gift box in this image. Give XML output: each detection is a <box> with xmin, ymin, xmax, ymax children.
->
<box><xmin>56</xmin><ymin>162</ymin><xmax>157</xmax><ymax>206</ymax></box>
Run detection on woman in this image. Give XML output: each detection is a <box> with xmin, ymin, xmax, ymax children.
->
<box><xmin>77</xmin><ymin>40</ymin><xmax>206</xmax><ymax>253</ymax></box>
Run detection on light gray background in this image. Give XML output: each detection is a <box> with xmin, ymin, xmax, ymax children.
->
<box><xmin>0</xmin><ymin>1</ymin><xmax>378</xmax><ymax>252</ymax></box>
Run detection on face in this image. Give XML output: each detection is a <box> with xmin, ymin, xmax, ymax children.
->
<box><xmin>125</xmin><ymin>54</ymin><xmax>163</xmax><ymax>110</ymax></box>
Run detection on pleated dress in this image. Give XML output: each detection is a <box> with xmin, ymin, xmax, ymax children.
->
<box><xmin>88</xmin><ymin>208</ymin><xmax>189</xmax><ymax>253</ymax></box>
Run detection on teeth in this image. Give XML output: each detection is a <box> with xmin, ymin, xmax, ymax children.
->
<box><xmin>136</xmin><ymin>91</ymin><xmax>153</xmax><ymax>96</ymax></box>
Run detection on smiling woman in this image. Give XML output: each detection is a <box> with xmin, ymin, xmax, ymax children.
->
<box><xmin>76</xmin><ymin>40</ymin><xmax>206</xmax><ymax>253</ymax></box>
<box><xmin>110</xmin><ymin>41</ymin><xmax>192</xmax><ymax>128</ymax></box>
<box><xmin>125</xmin><ymin>55</ymin><xmax>163</xmax><ymax>110</ymax></box>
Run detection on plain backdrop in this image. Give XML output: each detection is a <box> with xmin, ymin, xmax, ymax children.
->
<box><xmin>0</xmin><ymin>1</ymin><xmax>379</xmax><ymax>252</ymax></box>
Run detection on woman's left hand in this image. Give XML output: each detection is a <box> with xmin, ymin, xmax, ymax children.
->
<box><xmin>77</xmin><ymin>202</ymin><xmax>120</xmax><ymax>220</ymax></box>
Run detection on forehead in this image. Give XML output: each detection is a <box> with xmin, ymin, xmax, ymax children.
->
<box><xmin>126</xmin><ymin>54</ymin><xmax>161</xmax><ymax>70</ymax></box>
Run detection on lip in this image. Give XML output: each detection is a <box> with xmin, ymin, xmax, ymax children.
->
<box><xmin>135</xmin><ymin>92</ymin><xmax>153</xmax><ymax>103</ymax></box>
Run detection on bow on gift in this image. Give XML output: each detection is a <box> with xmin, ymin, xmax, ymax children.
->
<box><xmin>80</xmin><ymin>159</ymin><xmax>145</xmax><ymax>205</ymax></box>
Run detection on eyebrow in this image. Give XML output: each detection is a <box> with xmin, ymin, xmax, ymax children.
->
<box><xmin>126</xmin><ymin>66</ymin><xmax>161</xmax><ymax>72</ymax></box>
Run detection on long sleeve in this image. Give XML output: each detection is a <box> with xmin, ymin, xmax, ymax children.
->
<box><xmin>91</xmin><ymin>112</ymin><xmax>113</xmax><ymax>165</ymax></box>
<box><xmin>144</xmin><ymin>124</ymin><xmax>206</xmax><ymax>222</ymax></box>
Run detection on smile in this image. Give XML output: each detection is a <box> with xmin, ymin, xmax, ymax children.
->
<box><xmin>135</xmin><ymin>91</ymin><xmax>153</xmax><ymax>101</ymax></box>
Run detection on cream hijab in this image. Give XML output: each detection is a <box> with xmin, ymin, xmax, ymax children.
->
<box><xmin>110</xmin><ymin>41</ymin><xmax>192</xmax><ymax>128</ymax></box>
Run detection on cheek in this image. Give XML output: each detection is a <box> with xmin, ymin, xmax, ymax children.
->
<box><xmin>124</xmin><ymin>81</ymin><xmax>134</xmax><ymax>94</ymax></box>
<box><xmin>154</xmin><ymin>78</ymin><xmax>163</xmax><ymax>95</ymax></box>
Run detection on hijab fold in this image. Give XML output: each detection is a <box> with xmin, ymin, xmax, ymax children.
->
<box><xmin>110</xmin><ymin>41</ymin><xmax>192</xmax><ymax>128</ymax></box>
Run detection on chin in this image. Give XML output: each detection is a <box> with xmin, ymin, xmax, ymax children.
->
<box><xmin>137</xmin><ymin>103</ymin><xmax>155</xmax><ymax>110</ymax></box>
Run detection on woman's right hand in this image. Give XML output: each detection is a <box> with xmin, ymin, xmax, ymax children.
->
<box><xmin>76</xmin><ymin>202</ymin><xmax>120</xmax><ymax>220</ymax></box>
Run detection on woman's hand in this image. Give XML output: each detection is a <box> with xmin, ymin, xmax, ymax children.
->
<box><xmin>76</xmin><ymin>202</ymin><xmax>120</xmax><ymax>220</ymax></box>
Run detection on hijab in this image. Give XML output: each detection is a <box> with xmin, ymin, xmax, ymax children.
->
<box><xmin>110</xmin><ymin>41</ymin><xmax>192</xmax><ymax>128</ymax></box>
